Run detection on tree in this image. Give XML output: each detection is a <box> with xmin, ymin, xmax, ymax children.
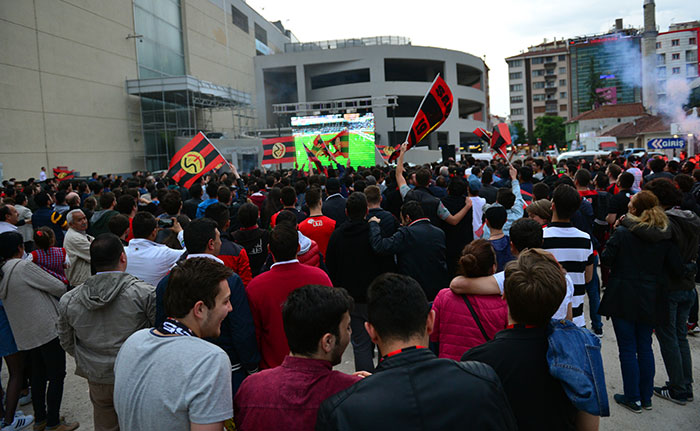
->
<box><xmin>512</xmin><ymin>122</ymin><xmax>527</xmax><ymax>147</ymax></box>
<box><xmin>533</xmin><ymin>115</ymin><xmax>565</xmax><ymax>151</ymax></box>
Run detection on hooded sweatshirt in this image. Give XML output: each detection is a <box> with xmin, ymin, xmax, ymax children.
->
<box><xmin>88</xmin><ymin>208</ymin><xmax>118</xmax><ymax>237</ymax></box>
<box><xmin>665</xmin><ymin>208</ymin><xmax>700</xmax><ymax>291</ymax></box>
<box><xmin>57</xmin><ymin>272</ymin><xmax>156</xmax><ymax>384</ymax></box>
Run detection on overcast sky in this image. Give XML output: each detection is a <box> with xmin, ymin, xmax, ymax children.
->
<box><xmin>247</xmin><ymin>0</ymin><xmax>698</xmax><ymax>117</ymax></box>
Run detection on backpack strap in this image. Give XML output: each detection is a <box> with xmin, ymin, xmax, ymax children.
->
<box><xmin>462</xmin><ymin>295</ymin><xmax>490</xmax><ymax>342</ymax></box>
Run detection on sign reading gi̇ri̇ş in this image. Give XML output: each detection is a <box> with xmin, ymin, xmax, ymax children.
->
<box><xmin>647</xmin><ymin>137</ymin><xmax>686</xmax><ymax>150</ymax></box>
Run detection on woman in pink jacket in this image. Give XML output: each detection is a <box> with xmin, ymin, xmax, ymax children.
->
<box><xmin>430</xmin><ymin>239</ymin><xmax>508</xmax><ymax>360</ymax></box>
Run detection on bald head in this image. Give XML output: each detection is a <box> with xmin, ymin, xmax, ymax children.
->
<box><xmin>66</xmin><ymin>192</ymin><xmax>80</xmax><ymax>207</ymax></box>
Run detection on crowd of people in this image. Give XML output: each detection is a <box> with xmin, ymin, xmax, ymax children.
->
<box><xmin>0</xmin><ymin>144</ymin><xmax>697</xmax><ymax>431</ymax></box>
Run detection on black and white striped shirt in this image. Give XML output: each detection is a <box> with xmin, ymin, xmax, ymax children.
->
<box><xmin>542</xmin><ymin>222</ymin><xmax>594</xmax><ymax>328</ymax></box>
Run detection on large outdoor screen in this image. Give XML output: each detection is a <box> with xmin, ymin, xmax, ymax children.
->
<box><xmin>290</xmin><ymin>113</ymin><xmax>375</xmax><ymax>169</ymax></box>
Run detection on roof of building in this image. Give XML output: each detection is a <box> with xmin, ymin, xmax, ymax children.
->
<box><xmin>506</xmin><ymin>47</ymin><xmax>568</xmax><ymax>60</ymax></box>
<box><xmin>567</xmin><ymin>103</ymin><xmax>647</xmax><ymax>123</ymax></box>
<box><xmin>601</xmin><ymin>114</ymin><xmax>668</xmax><ymax>138</ymax></box>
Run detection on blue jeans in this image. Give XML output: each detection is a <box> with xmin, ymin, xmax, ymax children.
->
<box><xmin>585</xmin><ymin>255</ymin><xmax>602</xmax><ymax>331</ymax></box>
<box><xmin>655</xmin><ymin>289</ymin><xmax>696</xmax><ymax>394</ymax></box>
<box><xmin>612</xmin><ymin>318</ymin><xmax>654</xmax><ymax>403</ymax></box>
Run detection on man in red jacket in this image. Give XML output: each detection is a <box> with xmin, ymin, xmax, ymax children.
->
<box><xmin>205</xmin><ymin>203</ymin><xmax>253</xmax><ymax>286</ymax></box>
<box><xmin>246</xmin><ymin>223</ymin><xmax>332</xmax><ymax>369</ymax></box>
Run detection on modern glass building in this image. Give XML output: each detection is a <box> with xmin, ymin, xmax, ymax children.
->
<box><xmin>570</xmin><ymin>31</ymin><xmax>643</xmax><ymax>117</ymax></box>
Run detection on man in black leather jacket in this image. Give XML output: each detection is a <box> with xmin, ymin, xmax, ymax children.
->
<box><xmin>316</xmin><ymin>273</ymin><xmax>517</xmax><ymax>431</ymax></box>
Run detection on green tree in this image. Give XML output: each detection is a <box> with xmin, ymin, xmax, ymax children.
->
<box><xmin>533</xmin><ymin>115</ymin><xmax>565</xmax><ymax>151</ymax></box>
<box><xmin>512</xmin><ymin>122</ymin><xmax>527</xmax><ymax>147</ymax></box>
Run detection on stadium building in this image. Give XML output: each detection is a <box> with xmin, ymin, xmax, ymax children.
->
<box><xmin>254</xmin><ymin>37</ymin><xmax>490</xmax><ymax>160</ymax></box>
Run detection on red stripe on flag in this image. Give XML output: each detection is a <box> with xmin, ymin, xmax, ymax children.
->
<box><xmin>182</xmin><ymin>154</ymin><xmax>226</xmax><ymax>189</ymax></box>
<box><xmin>169</xmin><ymin>132</ymin><xmax>205</xmax><ymax>169</ymax></box>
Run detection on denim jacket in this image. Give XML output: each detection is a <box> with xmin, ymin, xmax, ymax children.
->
<box><xmin>546</xmin><ymin>319</ymin><xmax>610</xmax><ymax>416</ymax></box>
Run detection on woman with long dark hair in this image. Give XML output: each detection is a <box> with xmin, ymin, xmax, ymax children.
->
<box><xmin>599</xmin><ymin>191</ymin><xmax>683</xmax><ymax>413</ymax></box>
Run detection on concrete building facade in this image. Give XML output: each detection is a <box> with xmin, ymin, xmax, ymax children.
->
<box><xmin>506</xmin><ymin>39</ymin><xmax>571</xmax><ymax>132</ymax></box>
<box><xmin>0</xmin><ymin>0</ymin><xmax>293</xmax><ymax>179</ymax></box>
<box><xmin>253</xmin><ymin>38</ymin><xmax>489</xmax><ymax>152</ymax></box>
<box><xmin>655</xmin><ymin>22</ymin><xmax>700</xmax><ymax>104</ymax></box>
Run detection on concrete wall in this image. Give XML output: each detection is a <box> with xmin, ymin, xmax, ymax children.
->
<box><xmin>0</xmin><ymin>0</ymin><xmax>142</xmax><ymax>180</ymax></box>
<box><xmin>254</xmin><ymin>44</ymin><xmax>488</xmax><ymax>149</ymax></box>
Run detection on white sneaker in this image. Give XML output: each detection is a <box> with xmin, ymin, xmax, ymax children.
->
<box><xmin>18</xmin><ymin>389</ymin><xmax>31</xmax><ymax>406</ymax></box>
<box><xmin>1</xmin><ymin>414</ymin><xmax>34</xmax><ymax>431</ymax></box>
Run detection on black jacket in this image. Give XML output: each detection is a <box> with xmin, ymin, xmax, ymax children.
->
<box><xmin>316</xmin><ymin>348</ymin><xmax>517</xmax><ymax>431</ymax></box>
<box><xmin>232</xmin><ymin>227</ymin><xmax>270</xmax><ymax>277</ymax></box>
<box><xmin>599</xmin><ymin>217</ymin><xmax>683</xmax><ymax>324</ymax></box>
<box><xmin>182</xmin><ymin>197</ymin><xmax>202</xmax><ymax>220</ymax></box>
<box><xmin>404</xmin><ymin>186</ymin><xmax>441</xmax><ymax>225</ymax></box>
<box><xmin>326</xmin><ymin>220</ymin><xmax>395</xmax><ymax>303</ymax></box>
<box><xmin>479</xmin><ymin>184</ymin><xmax>498</xmax><ymax>204</ymax></box>
<box><xmin>665</xmin><ymin>208</ymin><xmax>700</xmax><ymax>291</ymax></box>
<box><xmin>367</xmin><ymin>207</ymin><xmax>398</xmax><ymax>238</ymax></box>
<box><xmin>322</xmin><ymin>194</ymin><xmax>347</xmax><ymax>228</ymax></box>
<box><xmin>440</xmin><ymin>194</ymin><xmax>473</xmax><ymax>277</ymax></box>
<box><xmin>368</xmin><ymin>219</ymin><xmax>447</xmax><ymax>301</ymax></box>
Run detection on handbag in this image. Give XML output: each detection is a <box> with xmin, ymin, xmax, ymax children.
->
<box><xmin>462</xmin><ymin>295</ymin><xmax>490</xmax><ymax>342</ymax></box>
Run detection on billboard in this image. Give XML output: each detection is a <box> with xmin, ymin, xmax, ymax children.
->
<box><xmin>290</xmin><ymin>113</ymin><xmax>375</xmax><ymax>168</ymax></box>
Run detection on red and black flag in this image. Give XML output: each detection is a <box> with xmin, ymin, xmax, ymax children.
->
<box><xmin>375</xmin><ymin>144</ymin><xmax>394</xmax><ymax>164</ymax></box>
<box><xmin>472</xmin><ymin>127</ymin><xmax>492</xmax><ymax>146</ymax></box>
<box><xmin>490</xmin><ymin>123</ymin><xmax>511</xmax><ymax>161</ymax></box>
<box><xmin>262</xmin><ymin>136</ymin><xmax>296</xmax><ymax>165</ymax></box>
<box><xmin>166</xmin><ymin>132</ymin><xmax>227</xmax><ymax>188</ymax></box>
<box><xmin>304</xmin><ymin>139</ymin><xmax>321</xmax><ymax>164</ymax></box>
<box><xmin>53</xmin><ymin>167</ymin><xmax>75</xmax><ymax>181</ymax></box>
<box><xmin>317</xmin><ymin>136</ymin><xmax>338</xmax><ymax>163</ymax></box>
<box><xmin>388</xmin><ymin>75</ymin><xmax>453</xmax><ymax>162</ymax></box>
<box><xmin>328</xmin><ymin>130</ymin><xmax>350</xmax><ymax>159</ymax></box>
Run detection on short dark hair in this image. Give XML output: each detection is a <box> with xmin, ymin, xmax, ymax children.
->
<box><xmin>116</xmin><ymin>195</ymin><xmax>136</xmax><ymax>215</ymax></box>
<box><xmin>282</xmin><ymin>285</ymin><xmax>353</xmax><ymax>356</ymax></box>
<box><xmin>131</xmin><ymin>211</ymin><xmax>157</xmax><ymax>239</ymax></box>
<box><xmin>326</xmin><ymin>178</ymin><xmax>340</xmax><ymax>194</ymax></box>
<box><xmin>532</xmin><ymin>182</ymin><xmax>550</xmax><ymax>201</ymax></box>
<box><xmin>552</xmin><ymin>184</ymin><xmax>581</xmax><ymax>220</ymax></box>
<box><xmin>400</xmin><ymin>200</ymin><xmax>424</xmax><ymax>221</ymax></box>
<box><xmin>275</xmin><ymin>210</ymin><xmax>297</xmax><ymax>228</ymax></box>
<box><xmin>99</xmin><ymin>192</ymin><xmax>115</xmax><ymax>210</ymax></box>
<box><xmin>649</xmin><ymin>157</ymin><xmax>666</xmax><ymax>173</ymax></box>
<box><xmin>165</xmin><ymin>258</ymin><xmax>233</xmax><ymax>319</ymax></box>
<box><xmin>206</xmin><ymin>182</ymin><xmax>219</xmax><ymax>199</ymax></box>
<box><xmin>519</xmin><ymin>166</ymin><xmax>533</xmax><ymax>182</ymax></box>
<box><xmin>448</xmin><ymin>178</ymin><xmax>468</xmax><ymax>197</ymax></box>
<box><xmin>162</xmin><ymin>191</ymin><xmax>182</xmax><ymax>215</ymax></box>
<box><xmin>269</xmin><ymin>224</ymin><xmax>298</xmax><ymax>261</ymax></box>
<box><xmin>509</xmin><ymin>218</ymin><xmax>543</xmax><ymax>252</ymax></box>
<box><xmin>504</xmin><ymin>248</ymin><xmax>566</xmax><ymax>326</ymax></box>
<box><xmin>497</xmin><ymin>188</ymin><xmax>515</xmax><ymax>210</ymax></box>
<box><xmin>90</xmin><ymin>233</ymin><xmax>124</xmax><ymax>272</ymax></box>
<box><xmin>305</xmin><ymin>187</ymin><xmax>322</xmax><ymax>208</ymax></box>
<box><xmin>217</xmin><ymin>186</ymin><xmax>231</xmax><ymax>205</ymax></box>
<box><xmin>364</xmin><ymin>185</ymin><xmax>381</xmax><ymax>205</ymax></box>
<box><xmin>35</xmin><ymin>191</ymin><xmax>50</xmax><ymax>207</ymax></box>
<box><xmin>484</xmin><ymin>205</ymin><xmax>507</xmax><ymax>229</ymax></box>
<box><xmin>415</xmin><ymin>169</ymin><xmax>431</xmax><ymax>187</ymax></box>
<box><xmin>108</xmin><ymin>214</ymin><xmax>130</xmax><ymax>237</ymax></box>
<box><xmin>281</xmin><ymin>186</ymin><xmax>297</xmax><ymax>206</ymax></box>
<box><xmin>0</xmin><ymin>231</ymin><xmax>24</xmax><ymax>260</ymax></box>
<box><xmin>367</xmin><ymin>273</ymin><xmax>429</xmax><ymax>341</ymax></box>
<box><xmin>204</xmin><ymin>202</ymin><xmax>230</xmax><ymax>231</ymax></box>
<box><xmin>644</xmin><ymin>178</ymin><xmax>682</xmax><ymax>208</ymax></box>
<box><xmin>0</xmin><ymin>206</ymin><xmax>12</xmax><ymax>223</ymax></box>
<box><xmin>346</xmin><ymin>192</ymin><xmax>367</xmax><ymax>221</ymax></box>
<box><xmin>617</xmin><ymin>171</ymin><xmax>634</xmax><ymax>189</ymax></box>
<box><xmin>481</xmin><ymin>169</ymin><xmax>493</xmax><ymax>185</ymax></box>
<box><xmin>574</xmin><ymin>168</ymin><xmax>591</xmax><ymax>187</ymax></box>
<box><xmin>184</xmin><ymin>218</ymin><xmax>218</xmax><ymax>254</ymax></box>
<box><xmin>237</xmin><ymin>203</ymin><xmax>259</xmax><ymax>228</ymax></box>
<box><xmin>607</xmin><ymin>163</ymin><xmax>622</xmax><ymax>179</ymax></box>
<box><xmin>188</xmin><ymin>183</ymin><xmax>203</xmax><ymax>199</ymax></box>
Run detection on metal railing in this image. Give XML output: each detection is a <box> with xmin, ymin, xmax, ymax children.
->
<box><xmin>285</xmin><ymin>36</ymin><xmax>410</xmax><ymax>53</ymax></box>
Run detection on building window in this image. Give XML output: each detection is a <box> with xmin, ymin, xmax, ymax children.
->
<box><xmin>657</xmin><ymin>80</ymin><xmax>666</xmax><ymax>91</ymax></box>
<box><xmin>690</xmin><ymin>37</ymin><xmax>697</xmax><ymax>45</ymax></box>
<box><xmin>511</xmin><ymin>108</ymin><xmax>524</xmax><ymax>115</ymax></box>
<box><xmin>672</xmin><ymin>53</ymin><xmax>680</xmax><ymax>60</ymax></box>
<box><xmin>559</xmin><ymin>67</ymin><xmax>566</xmax><ymax>74</ymax></box>
<box><xmin>545</xmin><ymin>56</ymin><xmax>553</xmax><ymax>62</ymax></box>
<box><xmin>533</xmin><ymin>94</ymin><xmax>545</xmax><ymax>101</ymax></box>
<box><xmin>560</xmin><ymin>92</ymin><xmax>567</xmax><ymax>99</ymax></box>
<box><xmin>558</xmin><ymin>55</ymin><xmax>566</xmax><ymax>61</ymax></box>
<box><xmin>310</xmin><ymin>69</ymin><xmax>371</xmax><ymax>90</ymax></box>
<box><xmin>656</xmin><ymin>53</ymin><xmax>665</xmax><ymax>65</ymax></box>
<box><xmin>133</xmin><ymin>0</ymin><xmax>185</xmax><ymax>78</ymax></box>
<box><xmin>560</xmin><ymin>104</ymin><xmax>567</xmax><ymax>111</ymax></box>
<box><xmin>533</xmin><ymin>82</ymin><xmax>545</xmax><ymax>89</ymax></box>
<box><xmin>687</xmin><ymin>50</ymin><xmax>698</xmax><ymax>62</ymax></box>
<box><xmin>510</xmin><ymin>84</ymin><xmax>523</xmax><ymax>92</ymax></box>
<box><xmin>533</xmin><ymin>106</ymin><xmax>546</xmax><ymax>114</ymax></box>
<box><xmin>688</xmin><ymin>63</ymin><xmax>699</xmax><ymax>77</ymax></box>
<box><xmin>532</xmin><ymin>69</ymin><xmax>545</xmax><ymax>77</ymax></box>
<box><xmin>231</xmin><ymin>5</ymin><xmax>248</xmax><ymax>33</ymax></box>
<box><xmin>510</xmin><ymin>95</ymin><xmax>523</xmax><ymax>103</ymax></box>
<box><xmin>254</xmin><ymin>23</ymin><xmax>267</xmax><ymax>45</ymax></box>
<box><xmin>509</xmin><ymin>59</ymin><xmax>523</xmax><ymax>67</ymax></box>
<box><xmin>656</xmin><ymin>41</ymin><xmax>661</xmax><ymax>49</ymax></box>
<box><xmin>559</xmin><ymin>79</ymin><xmax>566</xmax><ymax>86</ymax></box>
<box><xmin>509</xmin><ymin>72</ymin><xmax>522</xmax><ymax>79</ymax></box>
<box><xmin>657</xmin><ymin>66</ymin><xmax>666</xmax><ymax>78</ymax></box>
<box><xmin>672</xmin><ymin>67</ymin><xmax>681</xmax><ymax>74</ymax></box>
<box><xmin>532</xmin><ymin>57</ymin><xmax>544</xmax><ymax>64</ymax></box>
<box><xmin>671</xmin><ymin>39</ymin><xmax>680</xmax><ymax>46</ymax></box>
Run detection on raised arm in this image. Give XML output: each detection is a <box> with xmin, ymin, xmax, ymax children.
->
<box><xmin>449</xmin><ymin>274</ymin><xmax>501</xmax><ymax>295</ymax></box>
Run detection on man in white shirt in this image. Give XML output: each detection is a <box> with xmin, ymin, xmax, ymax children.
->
<box><xmin>626</xmin><ymin>156</ymin><xmax>643</xmax><ymax>193</ymax></box>
<box><xmin>0</xmin><ymin>205</ymin><xmax>19</xmax><ymax>234</ymax></box>
<box><xmin>468</xmin><ymin>183</ymin><xmax>486</xmax><ymax>239</ymax></box>
<box><xmin>39</xmin><ymin>167</ymin><xmax>47</xmax><ymax>182</ymax></box>
<box><xmin>125</xmin><ymin>211</ymin><xmax>185</xmax><ymax>286</ymax></box>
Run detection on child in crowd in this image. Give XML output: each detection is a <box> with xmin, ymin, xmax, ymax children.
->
<box><xmin>29</xmin><ymin>226</ymin><xmax>69</xmax><ymax>285</ymax></box>
<box><xmin>484</xmin><ymin>205</ymin><xmax>514</xmax><ymax>272</ymax></box>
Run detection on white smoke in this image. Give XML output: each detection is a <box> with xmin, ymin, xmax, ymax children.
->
<box><xmin>658</xmin><ymin>77</ymin><xmax>700</xmax><ymax>136</ymax></box>
<box><xmin>600</xmin><ymin>37</ymin><xmax>643</xmax><ymax>89</ymax></box>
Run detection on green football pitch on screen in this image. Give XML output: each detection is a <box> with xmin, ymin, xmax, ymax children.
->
<box><xmin>294</xmin><ymin>132</ymin><xmax>375</xmax><ymax>170</ymax></box>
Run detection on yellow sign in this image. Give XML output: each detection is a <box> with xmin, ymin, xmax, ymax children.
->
<box><xmin>271</xmin><ymin>142</ymin><xmax>286</xmax><ymax>159</ymax></box>
<box><xmin>181</xmin><ymin>151</ymin><xmax>205</xmax><ymax>174</ymax></box>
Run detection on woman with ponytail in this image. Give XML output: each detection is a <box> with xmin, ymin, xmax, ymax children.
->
<box><xmin>599</xmin><ymin>190</ymin><xmax>684</xmax><ymax>412</ymax></box>
<box><xmin>430</xmin><ymin>239</ymin><xmax>508</xmax><ymax>360</ymax></box>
